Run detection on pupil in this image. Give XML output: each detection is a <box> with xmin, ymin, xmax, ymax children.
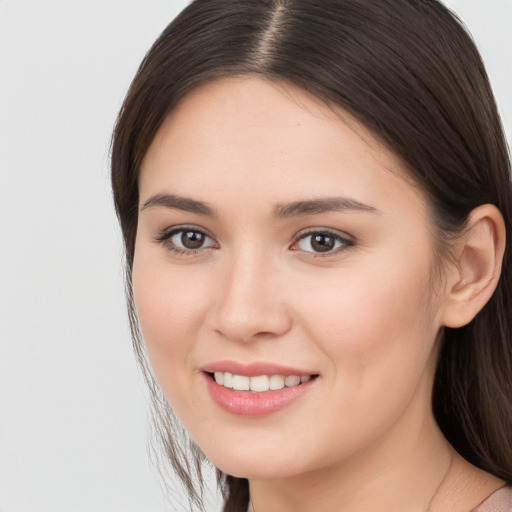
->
<box><xmin>311</xmin><ymin>234</ymin><xmax>334</xmax><ymax>252</ymax></box>
<box><xmin>181</xmin><ymin>231</ymin><xmax>205</xmax><ymax>249</ymax></box>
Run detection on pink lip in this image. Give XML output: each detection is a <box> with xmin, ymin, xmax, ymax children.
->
<box><xmin>202</xmin><ymin>360</ymin><xmax>315</xmax><ymax>377</ymax></box>
<box><xmin>202</xmin><ymin>372</ymin><xmax>318</xmax><ymax>418</ymax></box>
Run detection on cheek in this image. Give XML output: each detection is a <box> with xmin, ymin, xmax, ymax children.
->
<box><xmin>293</xmin><ymin>251</ymin><xmax>439</xmax><ymax>389</ymax></box>
<box><xmin>280</xmin><ymin>256</ymin><xmax>441</xmax><ymax>462</ymax></box>
<box><xmin>131</xmin><ymin>250</ymin><xmax>211</xmax><ymax>381</ymax></box>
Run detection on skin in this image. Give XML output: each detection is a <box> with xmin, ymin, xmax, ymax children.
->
<box><xmin>133</xmin><ymin>77</ymin><xmax>504</xmax><ymax>512</ymax></box>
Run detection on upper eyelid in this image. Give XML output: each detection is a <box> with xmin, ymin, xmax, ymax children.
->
<box><xmin>155</xmin><ymin>224</ymin><xmax>216</xmax><ymax>241</ymax></box>
<box><xmin>293</xmin><ymin>227</ymin><xmax>354</xmax><ymax>242</ymax></box>
<box><xmin>154</xmin><ymin>226</ymin><xmax>218</xmax><ymax>257</ymax></box>
<box><xmin>290</xmin><ymin>228</ymin><xmax>356</xmax><ymax>256</ymax></box>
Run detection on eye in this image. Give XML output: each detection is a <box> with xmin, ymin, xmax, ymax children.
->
<box><xmin>293</xmin><ymin>230</ymin><xmax>353</xmax><ymax>255</ymax></box>
<box><xmin>155</xmin><ymin>227</ymin><xmax>217</xmax><ymax>254</ymax></box>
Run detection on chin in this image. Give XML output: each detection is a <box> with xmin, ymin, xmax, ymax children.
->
<box><xmin>213</xmin><ymin>456</ymin><xmax>304</xmax><ymax>480</ymax></box>
<box><xmin>195</xmin><ymin>431</ymin><xmax>320</xmax><ymax>480</ymax></box>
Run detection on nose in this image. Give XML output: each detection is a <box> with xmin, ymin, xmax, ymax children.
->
<box><xmin>211</xmin><ymin>250</ymin><xmax>292</xmax><ymax>343</ymax></box>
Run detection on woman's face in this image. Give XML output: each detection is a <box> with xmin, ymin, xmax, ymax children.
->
<box><xmin>133</xmin><ymin>77</ymin><xmax>449</xmax><ymax>479</ymax></box>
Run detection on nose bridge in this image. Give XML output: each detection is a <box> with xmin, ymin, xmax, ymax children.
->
<box><xmin>213</xmin><ymin>245</ymin><xmax>291</xmax><ymax>342</ymax></box>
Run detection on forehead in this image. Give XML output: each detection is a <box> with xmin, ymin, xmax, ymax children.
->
<box><xmin>139</xmin><ymin>76</ymin><xmax>427</xmax><ymax>219</ymax></box>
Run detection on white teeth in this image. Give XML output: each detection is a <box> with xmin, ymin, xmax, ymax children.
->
<box><xmin>223</xmin><ymin>372</ymin><xmax>233</xmax><ymax>388</ymax></box>
<box><xmin>212</xmin><ymin>372</ymin><xmax>313</xmax><ymax>392</ymax></box>
<box><xmin>269</xmin><ymin>375</ymin><xmax>285</xmax><ymax>390</ymax></box>
<box><xmin>232</xmin><ymin>375</ymin><xmax>250</xmax><ymax>391</ymax></box>
<box><xmin>250</xmin><ymin>375</ymin><xmax>270</xmax><ymax>392</ymax></box>
<box><xmin>285</xmin><ymin>375</ymin><xmax>301</xmax><ymax>387</ymax></box>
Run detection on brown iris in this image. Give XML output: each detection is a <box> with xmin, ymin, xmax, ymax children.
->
<box><xmin>310</xmin><ymin>233</ymin><xmax>336</xmax><ymax>252</ymax></box>
<box><xmin>181</xmin><ymin>230</ymin><xmax>205</xmax><ymax>249</ymax></box>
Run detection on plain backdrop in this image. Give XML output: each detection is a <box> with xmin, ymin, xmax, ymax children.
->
<box><xmin>0</xmin><ymin>1</ymin><xmax>511</xmax><ymax>511</ymax></box>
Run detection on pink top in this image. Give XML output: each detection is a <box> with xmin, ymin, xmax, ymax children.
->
<box><xmin>471</xmin><ymin>486</ymin><xmax>512</xmax><ymax>512</ymax></box>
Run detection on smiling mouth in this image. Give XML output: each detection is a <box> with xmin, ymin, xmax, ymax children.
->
<box><xmin>206</xmin><ymin>372</ymin><xmax>318</xmax><ymax>393</ymax></box>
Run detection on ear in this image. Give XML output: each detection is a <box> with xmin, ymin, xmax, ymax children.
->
<box><xmin>440</xmin><ymin>204</ymin><xmax>506</xmax><ymax>328</ymax></box>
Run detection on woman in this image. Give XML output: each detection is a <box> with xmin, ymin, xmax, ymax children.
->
<box><xmin>111</xmin><ymin>0</ymin><xmax>512</xmax><ymax>510</ymax></box>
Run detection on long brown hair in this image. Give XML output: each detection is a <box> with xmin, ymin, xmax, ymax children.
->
<box><xmin>111</xmin><ymin>1</ymin><xmax>512</xmax><ymax>510</ymax></box>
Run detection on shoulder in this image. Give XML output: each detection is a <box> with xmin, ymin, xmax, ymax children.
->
<box><xmin>471</xmin><ymin>486</ymin><xmax>512</xmax><ymax>512</ymax></box>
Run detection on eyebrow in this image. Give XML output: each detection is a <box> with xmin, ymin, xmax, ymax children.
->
<box><xmin>141</xmin><ymin>193</ymin><xmax>216</xmax><ymax>216</ymax></box>
<box><xmin>273</xmin><ymin>197</ymin><xmax>378</xmax><ymax>219</ymax></box>
<box><xmin>140</xmin><ymin>193</ymin><xmax>378</xmax><ymax>218</ymax></box>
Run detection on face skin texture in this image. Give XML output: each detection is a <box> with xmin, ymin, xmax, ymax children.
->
<box><xmin>133</xmin><ymin>77</ymin><xmax>504</xmax><ymax>512</ymax></box>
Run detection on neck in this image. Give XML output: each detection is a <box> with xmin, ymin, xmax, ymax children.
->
<box><xmin>249</xmin><ymin>405</ymin><xmax>454</xmax><ymax>512</ymax></box>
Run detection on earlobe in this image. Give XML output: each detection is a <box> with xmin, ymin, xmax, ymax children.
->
<box><xmin>441</xmin><ymin>204</ymin><xmax>506</xmax><ymax>328</ymax></box>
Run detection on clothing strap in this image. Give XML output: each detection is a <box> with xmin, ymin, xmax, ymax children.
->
<box><xmin>470</xmin><ymin>485</ymin><xmax>512</xmax><ymax>512</ymax></box>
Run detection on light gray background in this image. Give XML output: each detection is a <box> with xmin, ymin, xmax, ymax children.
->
<box><xmin>0</xmin><ymin>1</ymin><xmax>510</xmax><ymax>511</ymax></box>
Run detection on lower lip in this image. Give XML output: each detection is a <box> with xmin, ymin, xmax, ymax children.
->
<box><xmin>204</xmin><ymin>373</ymin><xmax>317</xmax><ymax>417</ymax></box>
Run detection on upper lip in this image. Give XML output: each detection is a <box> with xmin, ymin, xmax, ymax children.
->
<box><xmin>201</xmin><ymin>360</ymin><xmax>317</xmax><ymax>377</ymax></box>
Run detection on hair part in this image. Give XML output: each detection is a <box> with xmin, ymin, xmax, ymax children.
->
<box><xmin>111</xmin><ymin>1</ymin><xmax>512</xmax><ymax>509</ymax></box>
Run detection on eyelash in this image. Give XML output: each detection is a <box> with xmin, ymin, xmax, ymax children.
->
<box><xmin>154</xmin><ymin>226</ymin><xmax>217</xmax><ymax>257</ymax></box>
<box><xmin>292</xmin><ymin>229</ymin><xmax>355</xmax><ymax>258</ymax></box>
<box><xmin>154</xmin><ymin>226</ymin><xmax>355</xmax><ymax>258</ymax></box>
